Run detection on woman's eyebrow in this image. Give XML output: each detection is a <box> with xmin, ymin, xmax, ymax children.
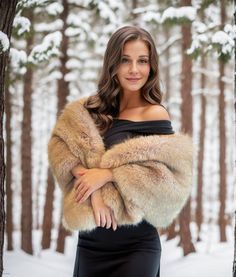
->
<box><xmin>122</xmin><ymin>54</ymin><xmax>149</xmax><ymax>58</ymax></box>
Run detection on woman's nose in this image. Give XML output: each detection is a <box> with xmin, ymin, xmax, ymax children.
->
<box><xmin>128</xmin><ymin>62</ymin><xmax>138</xmax><ymax>73</ymax></box>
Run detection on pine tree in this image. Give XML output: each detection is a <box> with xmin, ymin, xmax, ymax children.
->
<box><xmin>217</xmin><ymin>0</ymin><xmax>227</xmax><ymax>243</ymax></box>
<box><xmin>0</xmin><ymin>0</ymin><xmax>18</xmax><ymax>274</ymax></box>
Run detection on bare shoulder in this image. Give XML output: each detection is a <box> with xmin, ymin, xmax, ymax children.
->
<box><xmin>142</xmin><ymin>104</ymin><xmax>171</xmax><ymax>121</ymax></box>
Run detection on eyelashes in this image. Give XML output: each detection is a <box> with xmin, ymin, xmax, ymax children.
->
<box><xmin>120</xmin><ymin>58</ymin><xmax>149</xmax><ymax>64</ymax></box>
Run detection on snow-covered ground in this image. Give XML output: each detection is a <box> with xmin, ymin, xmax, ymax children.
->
<box><xmin>3</xmin><ymin>225</ymin><xmax>234</xmax><ymax>277</ymax></box>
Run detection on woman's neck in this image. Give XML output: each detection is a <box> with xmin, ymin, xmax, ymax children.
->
<box><xmin>119</xmin><ymin>91</ymin><xmax>146</xmax><ymax>112</ymax></box>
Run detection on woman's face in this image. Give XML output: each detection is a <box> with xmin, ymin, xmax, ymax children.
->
<box><xmin>116</xmin><ymin>39</ymin><xmax>150</xmax><ymax>95</ymax></box>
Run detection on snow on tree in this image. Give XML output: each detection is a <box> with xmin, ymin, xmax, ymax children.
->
<box><xmin>0</xmin><ymin>31</ymin><xmax>10</xmax><ymax>53</ymax></box>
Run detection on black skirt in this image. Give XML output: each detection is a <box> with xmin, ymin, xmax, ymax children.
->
<box><xmin>73</xmin><ymin>220</ymin><xmax>161</xmax><ymax>277</ymax></box>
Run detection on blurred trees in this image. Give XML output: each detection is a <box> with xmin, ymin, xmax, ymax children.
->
<box><xmin>2</xmin><ymin>0</ymin><xmax>234</xmax><ymax>260</ymax></box>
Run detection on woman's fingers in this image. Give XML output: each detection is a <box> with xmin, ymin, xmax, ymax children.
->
<box><xmin>100</xmin><ymin>211</ymin><xmax>106</xmax><ymax>227</ymax></box>
<box><xmin>75</xmin><ymin>186</ymin><xmax>88</xmax><ymax>202</ymax></box>
<box><xmin>94</xmin><ymin>210</ymin><xmax>100</xmax><ymax>227</ymax></box>
<box><xmin>105</xmin><ymin>211</ymin><xmax>112</xmax><ymax>229</ymax></box>
<box><xmin>111</xmin><ymin>210</ymin><xmax>117</xmax><ymax>231</ymax></box>
<box><xmin>93</xmin><ymin>208</ymin><xmax>117</xmax><ymax>231</ymax></box>
<box><xmin>78</xmin><ymin>189</ymin><xmax>92</xmax><ymax>203</ymax></box>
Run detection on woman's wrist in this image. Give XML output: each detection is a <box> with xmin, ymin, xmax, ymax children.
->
<box><xmin>71</xmin><ymin>165</ymin><xmax>85</xmax><ymax>178</ymax></box>
<box><xmin>103</xmin><ymin>168</ymin><xmax>114</xmax><ymax>183</ymax></box>
<box><xmin>91</xmin><ymin>190</ymin><xmax>103</xmax><ymax>205</ymax></box>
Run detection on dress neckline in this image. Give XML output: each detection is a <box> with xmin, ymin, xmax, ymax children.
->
<box><xmin>113</xmin><ymin>118</ymin><xmax>171</xmax><ymax>123</ymax></box>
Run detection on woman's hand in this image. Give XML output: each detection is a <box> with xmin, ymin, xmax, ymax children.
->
<box><xmin>91</xmin><ymin>190</ymin><xmax>117</xmax><ymax>231</ymax></box>
<box><xmin>71</xmin><ymin>164</ymin><xmax>87</xmax><ymax>178</ymax></box>
<box><xmin>74</xmin><ymin>168</ymin><xmax>113</xmax><ymax>203</ymax></box>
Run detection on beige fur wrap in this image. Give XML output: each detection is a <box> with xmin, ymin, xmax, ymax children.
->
<box><xmin>48</xmin><ymin>97</ymin><xmax>194</xmax><ymax>232</ymax></box>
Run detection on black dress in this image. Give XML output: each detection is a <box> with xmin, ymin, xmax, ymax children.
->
<box><xmin>73</xmin><ymin>119</ymin><xmax>175</xmax><ymax>277</ymax></box>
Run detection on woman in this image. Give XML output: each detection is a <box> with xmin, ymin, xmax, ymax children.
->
<box><xmin>48</xmin><ymin>26</ymin><xmax>193</xmax><ymax>277</ymax></box>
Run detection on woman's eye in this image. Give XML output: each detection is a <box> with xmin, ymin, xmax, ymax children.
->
<box><xmin>139</xmin><ymin>59</ymin><xmax>149</xmax><ymax>64</ymax></box>
<box><xmin>121</xmin><ymin>58</ymin><xmax>129</xmax><ymax>63</ymax></box>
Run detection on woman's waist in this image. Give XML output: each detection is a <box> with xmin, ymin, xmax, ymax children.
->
<box><xmin>79</xmin><ymin>220</ymin><xmax>159</xmax><ymax>243</ymax></box>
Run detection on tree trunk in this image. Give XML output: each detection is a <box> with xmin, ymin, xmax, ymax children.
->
<box><xmin>164</xmin><ymin>27</ymin><xmax>171</xmax><ymax>104</ymax></box>
<box><xmin>56</xmin><ymin>210</ymin><xmax>71</xmax><ymax>253</ymax></box>
<box><xmin>218</xmin><ymin>59</ymin><xmax>227</xmax><ymax>242</ymax></box>
<box><xmin>41</xmin><ymin>169</ymin><xmax>55</xmax><ymax>249</ymax></box>
<box><xmin>57</xmin><ymin>0</ymin><xmax>70</xmax><ymax>113</ymax></box>
<box><xmin>56</xmin><ymin>0</ymin><xmax>72</xmax><ymax>253</ymax></box>
<box><xmin>233</xmin><ymin>8</ymin><xmax>236</xmax><ymax>276</ymax></box>
<box><xmin>41</xmin><ymin>0</ymin><xmax>71</xmax><ymax>252</ymax></box>
<box><xmin>179</xmin><ymin>0</ymin><xmax>196</xmax><ymax>256</ymax></box>
<box><xmin>217</xmin><ymin>0</ymin><xmax>227</xmax><ymax>243</ymax></box>
<box><xmin>131</xmin><ymin>0</ymin><xmax>138</xmax><ymax>22</ymax></box>
<box><xmin>196</xmin><ymin>52</ymin><xmax>207</xmax><ymax>242</ymax></box>
<box><xmin>0</xmin><ymin>0</ymin><xmax>18</xmax><ymax>274</ymax></box>
<box><xmin>5</xmin><ymin>73</ymin><xmax>13</xmax><ymax>250</ymax></box>
<box><xmin>234</xmin><ymin>211</ymin><xmax>236</xmax><ymax>275</ymax></box>
<box><xmin>21</xmin><ymin>10</ymin><xmax>34</xmax><ymax>255</ymax></box>
<box><xmin>166</xmin><ymin>220</ymin><xmax>178</xmax><ymax>240</ymax></box>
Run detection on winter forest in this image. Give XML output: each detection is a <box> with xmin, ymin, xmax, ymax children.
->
<box><xmin>0</xmin><ymin>0</ymin><xmax>235</xmax><ymax>276</ymax></box>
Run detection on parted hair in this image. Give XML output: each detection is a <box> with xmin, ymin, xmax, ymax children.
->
<box><xmin>84</xmin><ymin>25</ymin><xmax>163</xmax><ymax>135</ymax></box>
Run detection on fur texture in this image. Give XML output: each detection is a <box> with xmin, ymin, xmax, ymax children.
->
<box><xmin>48</xmin><ymin>97</ymin><xmax>194</xmax><ymax>231</ymax></box>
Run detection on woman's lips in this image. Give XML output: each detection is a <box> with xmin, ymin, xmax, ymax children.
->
<box><xmin>126</xmin><ymin>78</ymin><xmax>141</xmax><ymax>82</ymax></box>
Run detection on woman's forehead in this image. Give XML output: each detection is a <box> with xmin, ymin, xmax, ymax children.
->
<box><xmin>122</xmin><ymin>40</ymin><xmax>149</xmax><ymax>54</ymax></box>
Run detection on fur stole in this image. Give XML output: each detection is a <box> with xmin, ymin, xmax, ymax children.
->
<box><xmin>48</xmin><ymin>97</ymin><xmax>194</xmax><ymax>231</ymax></box>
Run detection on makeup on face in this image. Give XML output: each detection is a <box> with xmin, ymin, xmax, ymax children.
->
<box><xmin>117</xmin><ymin>40</ymin><xmax>150</xmax><ymax>94</ymax></box>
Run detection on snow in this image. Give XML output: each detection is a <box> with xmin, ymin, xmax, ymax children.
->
<box><xmin>68</xmin><ymin>0</ymin><xmax>91</xmax><ymax>5</ymax></box>
<box><xmin>212</xmin><ymin>31</ymin><xmax>234</xmax><ymax>45</ymax></box>
<box><xmin>133</xmin><ymin>4</ymin><xmax>159</xmax><ymax>14</ymax></box>
<box><xmin>17</xmin><ymin>0</ymin><xmax>49</xmax><ymax>8</ymax></box>
<box><xmin>212</xmin><ymin>30</ymin><xmax>235</xmax><ymax>55</ymax></box>
<box><xmin>28</xmin><ymin>31</ymin><xmax>62</xmax><ymax>64</ymax></box>
<box><xmin>97</xmin><ymin>1</ymin><xmax>117</xmax><ymax>23</ymax></box>
<box><xmin>13</xmin><ymin>16</ymin><xmax>31</xmax><ymax>35</ymax></box>
<box><xmin>35</xmin><ymin>20</ymin><xmax>64</xmax><ymax>33</ymax></box>
<box><xmin>192</xmin><ymin>21</ymin><xmax>208</xmax><ymax>34</ymax></box>
<box><xmin>46</xmin><ymin>2</ymin><xmax>63</xmax><ymax>16</ymax></box>
<box><xmin>66</xmin><ymin>58</ymin><xmax>83</xmax><ymax>69</ymax></box>
<box><xmin>3</xmin><ymin>226</ymin><xmax>233</xmax><ymax>277</ymax></box>
<box><xmin>0</xmin><ymin>31</ymin><xmax>10</xmax><ymax>52</ymax></box>
<box><xmin>67</xmin><ymin>12</ymin><xmax>91</xmax><ymax>32</ymax></box>
<box><xmin>107</xmin><ymin>0</ymin><xmax>125</xmax><ymax>10</ymax></box>
<box><xmin>143</xmin><ymin>11</ymin><xmax>161</xmax><ymax>23</ymax></box>
<box><xmin>187</xmin><ymin>33</ymin><xmax>208</xmax><ymax>55</ymax></box>
<box><xmin>161</xmin><ymin>239</ymin><xmax>232</xmax><ymax>277</ymax></box>
<box><xmin>224</xmin><ymin>24</ymin><xmax>236</xmax><ymax>39</ymax></box>
<box><xmin>161</xmin><ymin>7</ymin><xmax>197</xmax><ymax>23</ymax></box>
<box><xmin>9</xmin><ymin>48</ymin><xmax>27</xmax><ymax>74</ymax></box>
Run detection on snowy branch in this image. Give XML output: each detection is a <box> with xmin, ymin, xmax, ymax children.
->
<box><xmin>161</xmin><ymin>6</ymin><xmax>197</xmax><ymax>24</ymax></box>
<box><xmin>158</xmin><ymin>34</ymin><xmax>182</xmax><ymax>55</ymax></box>
<box><xmin>13</xmin><ymin>16</ymin><xmax>31</xmax><ymax>35</ymax></box>
<box><xmin>0</xmin><ymin>31</ymin><xmax>10</xmax><ymax>53</ymax></box>
<box><xmin>28</xmin><ymin>31</ymin><xmax>62</xmax><ymax>64</ymax></box>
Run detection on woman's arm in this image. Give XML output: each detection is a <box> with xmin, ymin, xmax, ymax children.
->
<box><xmin>73</xmin><ymin>167</ymin><xmax>114</xmax><ymax>203</ymax></box>
<box><xmin>91</xmin><ymin>190</ymin><xmax>117</xmax><ymax>231</ymax></box>
<box><xmin>48</xmin><ymin>135</ymin><xmax>81</xmax><ymax>191</ymax></box>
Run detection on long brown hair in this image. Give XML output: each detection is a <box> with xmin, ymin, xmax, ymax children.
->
<box><xmin>84</xmin><ymin>25</ymin><xmax>163</xmax><ymax>135</ymax></box>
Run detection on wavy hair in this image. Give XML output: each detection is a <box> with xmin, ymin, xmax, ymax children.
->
<box><xmin>84</xmin><ymin>25</ymin><xmax>163</xmax><ymax>135</ymax></box>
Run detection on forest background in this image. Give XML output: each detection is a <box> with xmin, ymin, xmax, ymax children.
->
<box><xmin>0</xmin><ymin>0</ymin><xmax>235</xmax><ymax>276</ymax></box>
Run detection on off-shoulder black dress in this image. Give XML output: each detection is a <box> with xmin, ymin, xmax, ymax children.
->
<box><xmin>73</xmin><ymin>119</ymin><xmax>175</xmax><ymax>277</ymax></box>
